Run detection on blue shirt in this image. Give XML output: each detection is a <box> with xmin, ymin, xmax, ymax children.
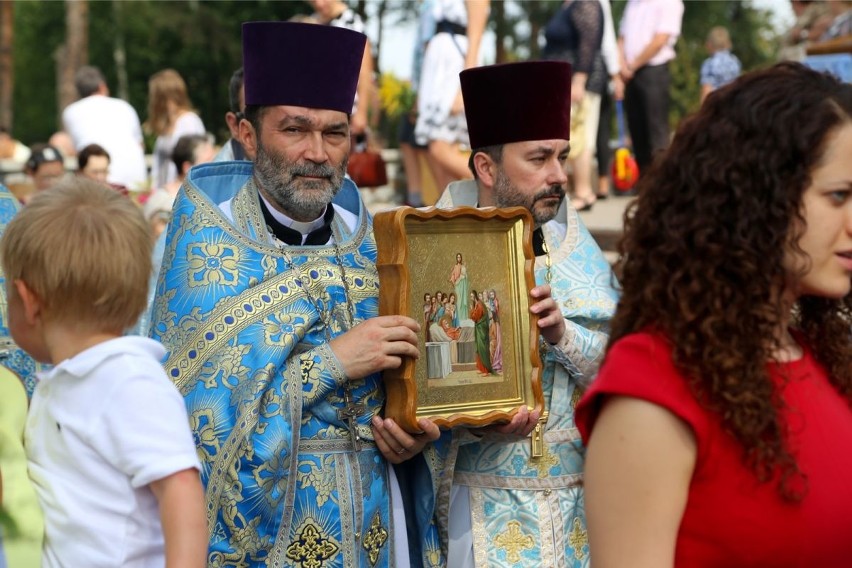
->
<box><xmin>700</xmin><ymin>50</ymin><xmax>742</xmax><ymax>89</ymax></box>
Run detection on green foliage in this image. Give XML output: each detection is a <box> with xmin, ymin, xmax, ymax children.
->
<box><xmin>13</xmin><ymin>0</ymin><xmax>306</xmax><ymax>146</ymax></box>
<box><xmin>10</xmin><ymin>0</ymin><xmax>784</xmax><ymax>148</ymax></box>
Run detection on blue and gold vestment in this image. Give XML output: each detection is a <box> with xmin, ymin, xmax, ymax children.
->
<box><xmin>0</xmin><ymin>184</ymin><xmax>43</xmax><ymax>396</ymax></box>
<box><xmin>405</xmin><ymin>180</ymin><xmax>619</xmax><ymax>567</ymax></box>
<box><xmin>151</xmin><ymin>162</ymin><xmax>399</xmax><ymax>567</ymax></box>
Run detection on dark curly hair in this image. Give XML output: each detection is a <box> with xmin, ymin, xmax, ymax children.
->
<box><xmin>610</xmin><ymin>62</ymin><xmax>852</xmax><ymax>500</ymax></box>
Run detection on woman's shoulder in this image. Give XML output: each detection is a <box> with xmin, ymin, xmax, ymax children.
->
<box><xmin>577</xmin><ymin>331</ymin><xmax>711</xmax><ymax>444</ymax></box>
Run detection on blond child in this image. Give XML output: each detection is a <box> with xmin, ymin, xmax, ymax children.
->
<box><xmin>0</xmin><ymin>179</ymin><xmax>206</xmax><ymax>568</ymax></box>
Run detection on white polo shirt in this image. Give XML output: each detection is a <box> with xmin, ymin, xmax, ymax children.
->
<box><xmin>26</xmin><ymin>336</ymin><xmax>200</xmax><ymax>568</ymax></box>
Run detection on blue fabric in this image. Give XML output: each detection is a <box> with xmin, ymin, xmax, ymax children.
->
<box><xmin>0</xmin><ymin>184</ymin><xmax>44</xmax><ymax>397</ymax></box>
<box><xmin>150</xmin><ymin>163</ymin><xmax>418</xmax><ymax>566</ymax></box>
<box><xmin>700</xmin><ymin>50</ymin><xmax>742</xmax><ymax>89</ymax></box>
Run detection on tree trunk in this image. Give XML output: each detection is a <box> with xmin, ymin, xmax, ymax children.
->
<box><xmin>0</xmin><ymin>1</ymin><xmax>13</xmax><ymax>130</ymax></box>
<box><xmin>112</xmin><ymin>0</ymin><xmax>129</xmax><ymax>101</ymax></box>
<box><xmin>56</xmin><ymin>0</ymin><xmax>88</xmax><ymax>119</ymax></box>
<box><xmin>355</xmin><ymin>0</ymin><xmax>367</xmax><ymax>23</ymax></box>
<box><xmin>528</xmin><ymin>0</ymin><xmax>541</xmax><ymax>60</ymax></box>
<box><xmin>493</xmin><ymin>0</ymin><xmax>506</xmax><ymax>63</ymax></box>
<box><xmin>374</xmin><ymin>0</ymin><xmax>387</xmax><ymax>74</ymax></box>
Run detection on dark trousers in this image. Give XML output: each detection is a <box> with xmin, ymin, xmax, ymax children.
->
<box><xmin>596</xmin><ymin>89</ymin><xmax>613</xmax><ymax>178</ymax></box>
<box><xmin>624</xmin><ymin>62</ymin><xmax>671</xmax><ymax>174</ymax></box>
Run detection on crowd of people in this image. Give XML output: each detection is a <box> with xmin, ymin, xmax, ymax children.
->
<box><xmin>0</xmin><ymin>2</ymin><xmax>849</xmax><ymax>567</ymax></box>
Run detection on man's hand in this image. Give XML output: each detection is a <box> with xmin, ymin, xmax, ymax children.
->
<box><xmin>482</xmin><ymin>405</ymin><xmax>541</xmax><ymax>438</ymax></box>
<box><xmin>329</xmin><ymin>315</ymin><xmax>421</xmax><ymax>380</ymax></box>
<box><xmin>612</xmin><ymin>75</ymin><xmax>625</xmax><ymax>101</ymax></box>
<box><xmin>529</xmin><ymin>284</ymin><xmax>566</xmax><ymax>345</ymax></box>
<box><xmin>372</xmin><ymin>416</ymin><xmax>441</xmax><ymax>464</ymax></box>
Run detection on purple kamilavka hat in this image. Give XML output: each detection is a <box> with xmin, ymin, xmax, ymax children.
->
<box><xmin>242</xmin><ymin>21</ymin><xmax>366</xmax><ymax>113</ymax></box>
<box><xmin>461</xmin><ymin>61</ymin><xmax>573</xmax><ymax>149</ymax></box>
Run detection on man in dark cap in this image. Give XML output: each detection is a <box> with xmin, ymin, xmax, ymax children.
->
<box><xmin>150</xmin><ymin>21</ymin><xmax>438</xmax><ymax>567</ymax></box>
<box><xmin>401</xmin><ymin>61</ymin><xmax>618</xmax><ymax>567</ymax></box>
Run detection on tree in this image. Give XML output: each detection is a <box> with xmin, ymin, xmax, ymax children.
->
<box><xmin>0</xmin><ymin>1</ymin><xmax>13</xmax><ymax>130</ymax></box>
<box><xmin>56</xmin><ymin>0</ymin><xmax>88</xmax><ymax>121</ymax></box>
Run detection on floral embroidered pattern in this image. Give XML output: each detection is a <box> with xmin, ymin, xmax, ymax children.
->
<box><xmin>188</xmin><ymin>242</ymin><xmax>240</xmax><ymax>287</ymax></box>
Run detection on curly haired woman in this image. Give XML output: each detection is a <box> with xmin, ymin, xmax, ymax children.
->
<box><xmin>576</xmin><ymin>62</ymin><xmax>852</xmax><ymax>567</ymax></box>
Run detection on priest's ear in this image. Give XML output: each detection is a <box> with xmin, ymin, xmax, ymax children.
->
<box><xmin>472</xmin><ymin>150</ymin><xmax>498</xmax><ymax>189</ymax></box>
<box><xmin>238</xmin><ymin>112</ymin><xmax>258</xmax><ymax>161</ymax></box>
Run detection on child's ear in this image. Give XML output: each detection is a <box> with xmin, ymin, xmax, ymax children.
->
<box><xmin>14</xmin><ymin>280</ymin><xmax>42</xmax><ymax>325</ymax></box>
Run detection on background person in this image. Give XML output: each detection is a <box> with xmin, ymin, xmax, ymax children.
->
<box><xmin>146</xmin><ymin>69</ymin><xmax>205</xmax><ymax>189</ymax></box>
<box><xmin>543</xmin><ymin>0</ymin><xmax>607</xmax><ymax>212</ymax></box>
<box><xmin>699</xmin><ymin>26</ymin><xmax>741</xmax><ymax>104</ymax></box>
<box><xmin>76</xmin><ymin>143</ymin><xmax>111</xmax><ymax>184</ymax></box>
<box><xmin>22</xmin><ymin>144</ymin><xmax>65</xmax><ymax>202</ymax></box>
<box><xmin>578</xmin><ymin>62</ymin><xmax>852</xmax><ymax>567</ymax></box>
<box><xmin>61</xmin><ymin>65</ymin><xmax>147</xmax><ymax>190</ymax></box>
<box><xmin>617</xmin><ymin>0</ymin><xmax>684</xmax><ymax>179</ymax></box>
<box><xmin>143</xmin><ymin>133</ymin><xmax>216</xmax><ymax>240</ymax></box>
<box><xmin>309</xmin><ymin>0</ymin><xmax>374</xmax><ymax>135</ymax></box>
<box><xmin>414</xmin><ymin>0</ymin><xmax>489</xmax><ymax>190</ymax></box>
<box><xmin>212</xmin><ymin>68</ymin><xmax>247</xmax><ymax>162</ymax></box>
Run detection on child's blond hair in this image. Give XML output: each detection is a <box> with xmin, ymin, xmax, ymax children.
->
<box><xmin>706</xmin><ymin>26</ymin><xmax>733</xmax><ymax>52</ymax></box>
<box><xmin>0</xmin><ymin>179</ymin><xmax>152</xmax><ymax>333</ymax></box>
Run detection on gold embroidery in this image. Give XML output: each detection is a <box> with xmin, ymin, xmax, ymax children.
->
<box><xmin>286</xmin><ymin>518</ymin><xmax>339</xmax><ymax>568</ymax></box>
<box><xmin>253</xmin><ymin>446</ymin><xmax>291</xmax><ymax>508</ymax></box>
<box><xmin>425</xmin><ymin>547</ymin><xmax>442</xmax><ymax>568</ymax></box>
<box><xmin>200</xmin><ymin>343</ymin><xmax>251</xmax><ymax>388</ymax></box>
<box><xmin>568</xmin><ymin>517</ymin><xmax>588</xmax><ymax>561</ymax></box>
<box><xmin>297</xmin><ymin>456</ymin><xmax>336</xmax><ymax>506</ymax></box>
<box><xmin>531</xmin><ymin>443</ymin><xmax>559</xmax><ymax>478</ymax></box>
<box><xmin>188</xmin><ymin>242</ymin><xmax>241</xmax><ymax>287</ymax></box>
<box><xmin>494</xmin><ymin>520</ymin><xmax>535</xmax><ymax>564</ymax></box>
<box><xmin>571</xmin><ymin>386</ymin><xmax>584</xmax><ymax>410</ymax></box>
<box><xmin>362</xmin><ymin>512</ymin><xmax>388</xmax><ymax>566</ymax></box>
<box><xmin>263</xmin><ymin>312</ymin><xmax>303</xmax><ymax>350</ymax></box>
<box><xmin>188</xmin><ymin>408</ymin><xmax>219</xmax><ymax>462</ymax></box>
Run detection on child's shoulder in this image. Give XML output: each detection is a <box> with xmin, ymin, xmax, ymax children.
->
<box><xmin>74</xmin><ymin>336</ymin><xmax>170</xmax><ymax>390</ymax></box>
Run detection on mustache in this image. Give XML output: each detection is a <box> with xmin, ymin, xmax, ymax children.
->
<box><xmin>533</xmin><ymin>185</ymin><xmax>566</xmax><ymax>201</ymax></box>
<box><xmin>290</xmin><ymin>162</ymin><xmax>337</xmax><ymax>179</ymax></box>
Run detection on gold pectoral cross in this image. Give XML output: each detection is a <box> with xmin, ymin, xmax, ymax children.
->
<box><xmin>337</xmin><ymin>388</ymin><xmax>366</xmax><ymax>452</ymax></box>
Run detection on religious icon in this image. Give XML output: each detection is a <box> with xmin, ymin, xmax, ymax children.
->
<box><xmin>373</xmin><ymin>206</ymin><xmax>544</xmax><ymax>432</ymax></box>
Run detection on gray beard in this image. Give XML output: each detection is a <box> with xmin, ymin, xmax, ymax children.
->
<box><xmin>253</xmin><ymin>139</ymin><xmax>347</xmax><ymax>221</ymax></box>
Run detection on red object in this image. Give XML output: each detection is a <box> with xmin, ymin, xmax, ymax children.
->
<box><xmin>577</xmin><ymin>332</ymin><xmax>852</xmax><ymax>566</ymax></box>
<box><xmin>611</xmin><ymin>147</ymin><xmax>639</xmax><ymax>192</ymax></box>
<box><xmin>347</xmin><ymin>133</ymin><xmax>388</xmax><ymax>188</ymax></box>
<box><xmin>612</xmin><ymin>99</ymin><xmax>638</xmax><ymax>192</ymax></box>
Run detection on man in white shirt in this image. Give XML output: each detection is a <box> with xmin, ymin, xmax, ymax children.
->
<box><xmin>62</xmin><ymin>66</ymin><xmax>148</xmax><ymax>190</ymax></box>
<box><xmin>618</xmin><ymin>0</ymin><xmax>684</xmax><ymax>176</ymax></box>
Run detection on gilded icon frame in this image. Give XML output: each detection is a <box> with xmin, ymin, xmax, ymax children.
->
<box><xmin>373</xmin><ymin>206</ymin><xmax>544</xmax><ymax>432</ymax></box>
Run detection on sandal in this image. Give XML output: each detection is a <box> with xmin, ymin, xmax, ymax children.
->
<box><xmin>570</xmin><ymin>195</ymin><xmax>596</xmax><ymax>212</ymax></box>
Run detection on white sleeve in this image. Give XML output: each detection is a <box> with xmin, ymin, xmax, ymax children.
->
<box><xmin>94</xmin><ymin>369</ymin><xmax>200</xmax><ymax>488</ymax></box>
<box><xmin>173</xmin><ymin>112</ymin><xmax>206</xmax><ymax>139</ymax></box>
<box><xmin>599</xmin><ymin>0</ymin><xmax>620</xmax><ymax>75</ymax></box>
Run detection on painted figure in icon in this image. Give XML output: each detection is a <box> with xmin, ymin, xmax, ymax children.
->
<box><xmin>423</xmin><ymin>292</ymin><xmax>433</xmax><ymax>341</ymax></box>
<box><xmin>450</xmin><ymin>252</ymin><xmax>469</xmax><ymax>319</ymax></box>
<box><xmin>448</xmin><ymin>292</ymin><xmax>459</xmax><ymax>326</ymax></box>
<box><xmin>486</xmin><ymin>289</ymin><xmax>502</xmax><ymax>373</ymax></box>
<box><xmin>469</xmin><ymin>290</ymin><xmax>493</xmax><ymax>375</ymax></box>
